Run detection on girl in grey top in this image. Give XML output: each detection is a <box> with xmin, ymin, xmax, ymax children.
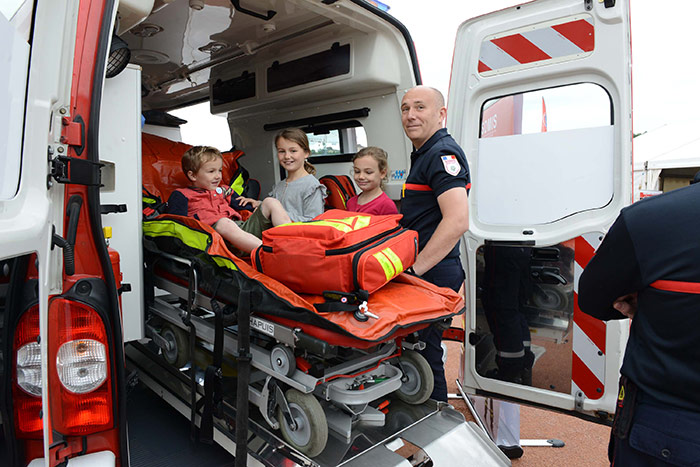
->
<box><xmin>270</xmin><ymin>129</ymin><xmax>327</xmax><ymax>222</ymax></box>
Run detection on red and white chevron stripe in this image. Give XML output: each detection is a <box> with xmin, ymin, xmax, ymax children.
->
<box><xmin>572</xmin><ymin>232</ymin><xmax>606</xmax><ymax>400</ymax></box>
<box><xmin>479</xmin><ymin>16</ymin><xmax>594</xmax><ymax>75</ymax></box>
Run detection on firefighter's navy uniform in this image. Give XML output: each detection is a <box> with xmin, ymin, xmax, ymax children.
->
<box><xmin>482</xmin><ymin>245</ymin><xmax>534</xmax><ymax>384</ymax></box>
<box><xmin>400</xmin><ymin>128</ymin><xmax>470</xmax><ymax>402</ymax></box>
<box><xmin>579</xmin><ymin>182</ymin><xmax>700</xmax><ymax>465</ymax></box>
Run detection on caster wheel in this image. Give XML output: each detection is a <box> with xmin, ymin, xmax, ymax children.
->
<box><xmin>532</xmin><ymin>284</ymin><xmax>569</xmax><ymax>311</ymax></box>
<box><xmin>394</xmin><ymin>350</ymin><xmax>434</xmax><ymax>405</ymax></box>
<box><xmin>278</xmin><ymin>389</ymin><xmax>328</xmax><ymax>457</ymax></box>
<box><xmin>270</xmin><ymin>345</ymin><xmax>296</xmax><ymax>377</ymax></box>
<box><xmin>161</xmin><ymin>323</ymin><xmax>189</xmax><ymax>368</ymax></box>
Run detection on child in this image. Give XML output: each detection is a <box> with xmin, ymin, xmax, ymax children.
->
<box><xmin>346</xmin><ymin>147</ymin><xmax>398</xmax><ymax>215</ymax></box>
<box><xmin>267</xmin><ymin>129</ymin><xmax>326</xmax><ymax>222</ymax></box>
<box><xmin>167</xmin><ymin>146</ymin><xmax>291</xmax><ymax>254</ymax></box>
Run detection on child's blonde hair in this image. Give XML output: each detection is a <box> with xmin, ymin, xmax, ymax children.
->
<box><xmin>275</xmin><ymin>128</ymin><xmax>316</xmax><ymax>176</ymax></box>
<box><xmin>181</xmin><ymin>146</ymin><xmax>222</xmax><ymax>181</ymax></box>
<box><xmin>352</xmin><ymin>146</ymin><xmax>389</xmax><ymax>188</ymax></box>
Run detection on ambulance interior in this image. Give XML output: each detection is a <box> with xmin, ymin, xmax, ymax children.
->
<box><xmin>108</xmin><ymin>1</ymin><xmax>616</xmax><ymax>400</ymax></box>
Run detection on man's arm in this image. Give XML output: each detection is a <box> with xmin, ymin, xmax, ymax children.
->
<box><xmin>578</xmin><ymin>214</ymin><xmax>643</xmax><ymax>321</ymax></box>
<box><xmin>412</xmin><ymin>187</ymin><xmax>469</xmax><ymax>275</ymax></box>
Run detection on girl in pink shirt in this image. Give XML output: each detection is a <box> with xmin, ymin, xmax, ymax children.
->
<box><xmin>346</xmin><ymin>147</ymin><xmax>398</xmax><ymax>215</ymax></box>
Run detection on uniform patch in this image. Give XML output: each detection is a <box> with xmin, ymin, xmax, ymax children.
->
<box><xmin>441</xmin><ymin>155</ymin><xmax>460</xmax><ymax>176</ymax></box>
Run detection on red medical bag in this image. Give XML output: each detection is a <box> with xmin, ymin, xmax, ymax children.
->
<box><xmin>252</xmin><ymin>210</ymin><xmax>417</xmax><ymax>295</ymax></box>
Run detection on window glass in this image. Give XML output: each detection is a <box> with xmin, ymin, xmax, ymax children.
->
<box><xmin>305</xmin><ymin>126</ymin><xmax>367</xmax><ymax>160</ymax></box>
<box><xmin>308</xmin><ymin>130</ymin><xmax>341</xmax><ymax>156</ymax></box>
<box><xmin>477</xmin><ymin>83</ymin><xmax>613</xmax><ymax>225</ymax></box>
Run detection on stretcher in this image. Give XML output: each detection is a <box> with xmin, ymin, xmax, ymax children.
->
<box><xmin>141</xmin><ymin>215</ymin><xmax>464</xmax><ymax>457</ymax></box>
<box><xmin>139</xmin><ymin>132</ymin><xmax>465</xmax><ymax>457</ymax></box>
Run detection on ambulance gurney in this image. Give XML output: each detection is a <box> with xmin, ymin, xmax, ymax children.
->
<box><xmin>142</xmin><ymin>214</ymin><xmax>464</xmax><ymax>457</ymax></box>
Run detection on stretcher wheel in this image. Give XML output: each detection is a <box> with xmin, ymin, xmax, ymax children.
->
<box><xmin>394</xmin><ymin>350</ymin><xmax>433</xmax><ymax>405</ymax></box>
<box><xmin>278</xmin><ymin>389</ymin><xmax>328</xmax><ymax>457</ymax></box>
<box><xmin>532</xmin><ymin>284</ymin><xmax>569</xmax><ymax>311</ymax></box>
<box><xmin>270</xmin><ymin>345</ymin><xmax>296</xmax><ymax>377</ymax></box>
<box><xmin>161</xmin><ymin>323</ymin><xmax>189</xmax><ymax>368</ymax></box>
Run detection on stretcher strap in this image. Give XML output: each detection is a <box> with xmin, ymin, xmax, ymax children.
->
<box><xmin>200</xmin><ymin>280</ymin><xmax>224</xmax><ymax>444</ymax></box>
<box><xmin>235</xmin><ymin>284</ymin><xmax>253</xmax><ymax>467</ymax></box>
<box><xmin>313</xmin><ymin>289</ymin><xmax>370</xmax><ymax>313</ymax></box>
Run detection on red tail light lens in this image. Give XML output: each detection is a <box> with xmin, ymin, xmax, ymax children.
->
<box><xmin>13</xmin><ymin>305</ymin><xmax>43</xmax><ymax>438</ymax></box>
<box><xmin>48</xmin><ymin>298</ymin><xmax>113</xmax><ymax>435</ymax></box>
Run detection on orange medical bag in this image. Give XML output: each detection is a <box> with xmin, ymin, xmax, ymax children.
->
<box><xmin>252</xmin><ymin>210</ymin><xmax>417</xmax><ymax>295</ymax></box>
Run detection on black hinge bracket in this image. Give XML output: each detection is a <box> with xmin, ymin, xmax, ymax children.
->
<box><xmin>101</xmin><ymin>204</ymin><xmax>127</xmax><ymax>214</ymax></box>
<box><xmin>50</xmin><ymin>154</ymin><xmax>104</xmax><ymax>186</ymax></box>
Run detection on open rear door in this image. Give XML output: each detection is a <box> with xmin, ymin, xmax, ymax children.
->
<box><xmin>449</xmin><ymin>0</ymin><xmax>631</xmax><ymax>418</ymax></box>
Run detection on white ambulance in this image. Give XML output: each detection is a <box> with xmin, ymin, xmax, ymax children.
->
<box><xmin>0</xmin><ymin>0</ymin><xmax>631</xmax><ymax>465</ymax></box>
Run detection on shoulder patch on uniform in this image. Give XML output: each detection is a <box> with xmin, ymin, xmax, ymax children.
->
<box><xmin>441</xmin><ymin>155</ymin><xmax>460</xmax><ymax>176</ymax></box>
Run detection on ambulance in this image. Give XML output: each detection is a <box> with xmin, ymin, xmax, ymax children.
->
<box><xmin>0</xmin><ymin>0</ymin><xmax>631</xmax><ymax>465</ymax></box>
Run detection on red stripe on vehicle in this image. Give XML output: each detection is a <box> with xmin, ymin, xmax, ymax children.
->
<box><xmin>552</xmin><ymin>19</ymin><xmax>594</xmax><ymax>52</ymax></box>
<box><xmin>574</xmin><ymin>297</ymin><xmax>607</xmax><ymax>352</ymax></box>
<box><xmin>478</xmin><ymin>61</ymin><xmax>491</xmax><ymax>73</ymax></box>
<box><xmin>651</xmin><ymin>279</ymin><xmax>700</xmax><ymax>294</ymax></box>
<box><xmin>491</xmin><ymin>34</ymin><xmax>550</xmax><ymax>64</ymax></box>
<box><xmin>572</xmin><ymin>352</ymin><xmax>604</xmax><ymax>400</ymax></box>
<box><xmin>575</xmin><ymin>235</ymin><xmax>596</xmax><ymax>269</ymax></box>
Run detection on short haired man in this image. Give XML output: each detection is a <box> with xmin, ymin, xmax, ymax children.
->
<box><xmin>399</xmin><ymin>86</ymin><xmax>470</xmax><ymax>401</ymax></box>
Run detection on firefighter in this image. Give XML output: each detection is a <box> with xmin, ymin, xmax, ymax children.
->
<box><xmin>578</xmin><ymin>182</ymin><xmax>700</xmax><ymax>465</ymax></box>
<box><xmin>399</xmin><ymin>86</ymin><xmax>470</xmax><ymax>402</ymax></box>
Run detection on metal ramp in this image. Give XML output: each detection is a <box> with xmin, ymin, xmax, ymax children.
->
<box><xmin>126</xmin><ymin>342</ymin><xmax>510</xmax><ymax>466</ymax></box>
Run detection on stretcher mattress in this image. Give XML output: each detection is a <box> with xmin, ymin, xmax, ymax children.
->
<box><xmin>143</xmin><ymin>215</ymin><xmax>464</xmax><ymax>346</ymax></box>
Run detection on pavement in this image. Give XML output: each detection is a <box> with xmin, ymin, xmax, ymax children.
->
<box><xmin>444</xmin><ymin>341</ymin><xmax>611</xmax><ymax>466</ymax></box>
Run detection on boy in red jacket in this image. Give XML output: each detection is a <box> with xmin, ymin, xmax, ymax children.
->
<box><xmin>167</xmin><ymin>146</ymin><xmax>290</xmax><ymax>253</ymax></box>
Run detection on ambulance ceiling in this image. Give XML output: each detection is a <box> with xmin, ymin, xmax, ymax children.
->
<box><xmin>122</xmin><ymin>0</ymin><xmax>355</xmax><ymax>110</ymax></box>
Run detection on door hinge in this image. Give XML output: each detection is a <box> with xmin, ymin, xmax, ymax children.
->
<box><xmin>49</xmin><ymin>147</ymin><xmax>104</xmax><ymax>187</ymax></box>
<box><xmin>60</xmin><ymin>115</ymin><xmax>85</xmax><ymax>155</ymax></box>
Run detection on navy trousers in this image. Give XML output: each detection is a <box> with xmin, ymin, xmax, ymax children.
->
<box><xmin>419</xmin><ymin>257</ymin><xmax>465</xmax><ymax>402</ymax></box>
<box><xmin>610</xmin><ymin>402</ymin><xmax>700</xmax><ymax>466</ymax></box>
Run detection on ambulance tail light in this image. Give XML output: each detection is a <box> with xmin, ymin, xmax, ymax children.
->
<box><xmin>48</xmin><ymin>298</ymin><xmax>113</xmax><ymax>435</ymax></box>
<box><xmin>13</xmin><ymin>305</ymin><xmax>43</xmax><ymax>438</ymax></box>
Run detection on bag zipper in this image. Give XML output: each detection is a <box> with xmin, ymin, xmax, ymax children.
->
<box><xmin>325</xmin><ymin>225</ymin><xmax>401</xmax><ymax>256</ymax></box>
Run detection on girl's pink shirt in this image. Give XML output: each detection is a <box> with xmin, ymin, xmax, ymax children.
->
<box><xmin>346</xmin><ymin>192</ymin><xmax>398</xmax><ymax>215</ymax></box>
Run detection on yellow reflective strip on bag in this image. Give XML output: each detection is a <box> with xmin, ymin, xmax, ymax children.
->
<box><xmin>277</xmin><ymin>215</ymin><xmax>372</xmax><ymax>233</ymax></box>
<box><xmin>143</xmin><ymin>197</ymin><xmax>156</xmax><ymax>204</ymax></box>
<box><xmin>212</xmin><ymin>255</ymin><xmax>238</xmax><ymax>272</ymax></box>
<box><xmin>231</xmin><ymin>173</ymin><xmax>245</xmax><ymax>195</ymax></box>
<box><xmin>382</xmin><ymin>247</ymin><xmax>404</xmax><ymax>277</ymax></box>
<box><xmin>142</xmin><ymin>220</ymin><xmax>211</xmax><ymax>251</ymax></box>
<box><xmin>372</xmin><ymin>250</ymin><xmax>397</xmax><ymax>281</ymax></box>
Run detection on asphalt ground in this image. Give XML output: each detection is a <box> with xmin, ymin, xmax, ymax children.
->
<box><xmin>444</xmin><ymin>341</ymin><xmax>611</xmax><ymax>466</ymax></box>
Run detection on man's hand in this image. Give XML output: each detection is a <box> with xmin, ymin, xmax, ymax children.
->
<box><xmin>613</xmin><ymin>293</ymin><xmax>638</xmax><ymax>319</ymax></box>
<box><xmin>236</xmin><ymin>196</ymin><xmax>261</xmax><ymax>209</ymax></box>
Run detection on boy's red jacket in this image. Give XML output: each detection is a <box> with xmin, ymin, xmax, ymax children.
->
<box><xmin>168</xmin><ymin>185</ymin><xmax>242</xmax><ymax>225</ymax></box>
<box><xmin>253</xmin><ymin>210</ymin><xmax>417</xmax><ymax>295</ymax></box>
